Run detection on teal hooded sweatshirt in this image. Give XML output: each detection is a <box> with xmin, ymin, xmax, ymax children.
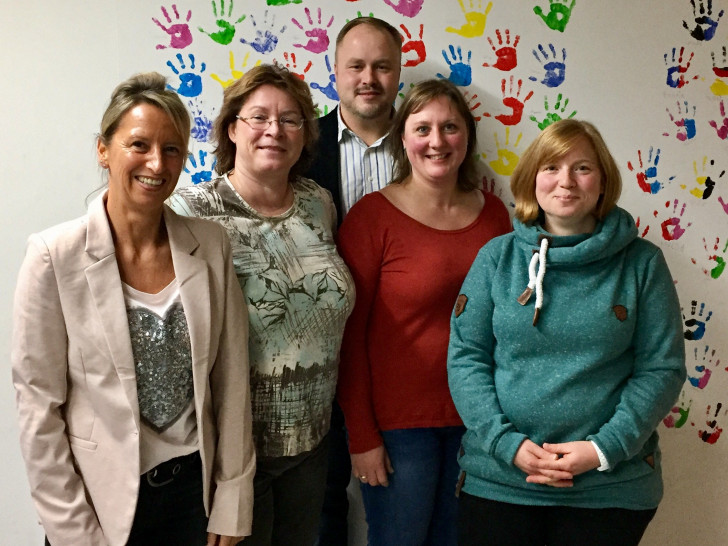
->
<box><xmin>448</xmin><ymin>206</ymin><xmax>686</xmax><ymax>509</ymax></box>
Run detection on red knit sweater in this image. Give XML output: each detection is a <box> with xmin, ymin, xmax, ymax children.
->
<box><xmin>337</xmin><ymin>191</ymin><xmax>512</xmax><ymax>453</ymax></box>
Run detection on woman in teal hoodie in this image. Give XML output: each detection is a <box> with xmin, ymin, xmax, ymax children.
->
<box><xmin>448</xmin><ymin>119</ymin><xmax>686</xmax><ymax>546</ymax></box>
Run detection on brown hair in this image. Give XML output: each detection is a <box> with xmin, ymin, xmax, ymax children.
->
<box><xmin>389</xmin><ymin>79</ymin><xmax>479</xmax><ymax>191</ymax></box>
<box><xmin>99</xmin><ymin>72</ymin><xmax>190</xmax><ymax>156</ymax></box>
<box><xmin>212</xmin><ymin>64</ymin><xmax>319</xmax><ymax>179</ymax></box>
<box><xmin>510</xmin><ymin>119</ymin><xmax>622</xmax><ymax>223</ymax></box>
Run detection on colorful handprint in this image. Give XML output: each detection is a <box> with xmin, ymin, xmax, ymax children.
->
<box><xmin>382</xmin><ymin>0</ymin><xmax>424</xmax><ymax>17</ymax></box>
<box><xmin>709</xmin><ymin>100</ymin><xmax>728</xmax><ymax>139</ymax></box>
<box><xmin>533</xmin><ymin>0</ymin><xmax>576</xmax><ymax>32</ymax></box>
<box><xmin>529</xmin><ymin>93</ymin><xmax>576</xmax><ymax>129</ymax></box>
<box><xmin>627</xmin><ymin>147</ymin><xmax>674</xmax><ymax>194</ymax></box>
<box><xmin>153</xmin><ymin>4</ymin><xmax>193</xmax><ymax>50</ymax></box>
<box><xmin>400</xmin><ymin>24</ymin><xmax>426</xmax><ymax>67</ymax></box>
<box><xmin>437</xmin><ymin>45</ymin><xmax>473</xmax><ymax>86</ymax></box>
<box><xmin>292</xmin><ymin>7</ymin><xmax>333</xmax><ymax>54</ymax></box>
<box><xmin>482</xmin><ymin>29</ymin><xmax>520</xmax><ymax>71</ymax></box>
<box><xmin>664</xmin><ymin>47</ymin><xmax>699</xmax><ymax>89</ymax></box>
<box><xmin>683</xmin><ymin>300</ymin><xmax>713</xmax><ymax>341</ymax></box>
<box><xmin>166</xmin><ymin>53</ymin><xmax>206</xmax><ymax>97</ymax></box>
<box><xmin>691</xmin><ymin>237</ymin><xmax>728</xmax><ymax>278</ymax></box>
<box><xmin>198</xmin><ymin>0</ymin><xmax>246</xmax><ymax>46</ymax></box>
<box><xmin>445</xmin><ymin>0</ymin><xmax>493</xmax><ymax>38</ymax></box>
<box><xmin>529</xmin><ymin>43</ymin><xmax>567</xmax><ymax>87</ymax></box>
<box><xmin>683</xmin><ymin>0</ymin><xmax>724</xmax><ymax>41</ymax></box>
<box><xmin>663</xmin><ymin>100</ymin><xmax>697</xmax><ymax>141</ymax></box>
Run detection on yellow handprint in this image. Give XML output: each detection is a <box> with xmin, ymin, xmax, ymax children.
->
<box><xmin>211</xmin><ymin>51</ymin><xmax>261</xmax><ymax>88</ymax></box>
<box><xmin>681</xmin><ymin>156</ymin><xmax>723</xmax><ymax>199</ymax></box>
<box><xmin>488</xmin><ymin>128</ymin><xmax>522</xmax><ymax>176</ymax></box>
<box><xmin>445</xmin><ymin>0</ymin><xmax>493</xmax><ymax>38</ymax></box>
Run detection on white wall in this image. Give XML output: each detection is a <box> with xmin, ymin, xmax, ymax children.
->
<box><xmin>2</xmin><ymin>0</ymin><xmax>727</xmax><ymax>543</ymax></box>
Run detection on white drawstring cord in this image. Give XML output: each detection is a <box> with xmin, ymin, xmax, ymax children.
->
<box><xmin>517</xmin><ymin>237</ymin><xmax>549</xmax><ymax>325</ymax></box>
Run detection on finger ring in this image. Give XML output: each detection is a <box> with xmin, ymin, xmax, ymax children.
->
<box><xmin>359</xmin><ymin>475</ymin><xmax>367</xmax><ymax>481</ymax></box>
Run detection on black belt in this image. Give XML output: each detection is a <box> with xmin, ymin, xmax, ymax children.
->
<box><xmin>144</xmin><ymin>451</ymin><xmax>200</xmax><ymax>488</ymax></box>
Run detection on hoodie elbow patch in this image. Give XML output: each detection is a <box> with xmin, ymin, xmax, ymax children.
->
<box><xmin>454</xmin><ymin>294</ymin><xmax>468</xmax><ymax>317</ymax></box>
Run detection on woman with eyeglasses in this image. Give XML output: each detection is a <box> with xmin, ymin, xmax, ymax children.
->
<box><xmin>168</xmin><ymin>64</ymin><xmax>354</xmax><ymax>546</ymax></box>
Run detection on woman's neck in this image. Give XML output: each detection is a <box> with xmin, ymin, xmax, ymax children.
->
<box><xmin>228</xmin><ymin>167</ymin><xmax>293</xmax><ymax>216</ymax></box>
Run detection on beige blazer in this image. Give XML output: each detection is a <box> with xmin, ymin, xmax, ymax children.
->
<box><xmin>11</xmin><ymin>194</ymin><xmax>255</xmax><ymax>546</ymax></box>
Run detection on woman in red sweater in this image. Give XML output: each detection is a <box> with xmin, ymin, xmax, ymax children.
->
<box><xmin>337</xmin><ymin>79</ymin><xmax>512</xmax><ymax>545</ymax></box>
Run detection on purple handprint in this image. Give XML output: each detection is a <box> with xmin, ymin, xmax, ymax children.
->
<box><xmin>310</xmin><ymin>55</ymin><xmax>339</xmax><ymax>101</ymax></box>
<box><xmin>529</xmin><ymin>43</ymin><xmax>566</xmax><ymax>87</ymax></box>
<box><xmin>709</xmin><ymin>100</ymin><xmax>728</xmax><ymax>139</ymax></box>
<box><xmin>292</xmin><ymin>7</ymin><xmax>333</xmax><ymax>54</ymax></box>
<box><xmin>189</xmin><ymin>100</ymin><xmax>214</xmax><ymax>143</ymax></box>
<box><xmin>166</xmin><ymin>53</ymin><xmax>206</xmax><ymax>98</ymax></box>
<box><xmin>241</xmin><ymin>11</ymin><xmax>286</xmax><ymax>54</ymax></box>
<box><xmin>382</xmin><ymin>0</ymin><xmax>424</xmax><ymax>17</ymax></box>
<box><xmin>664</xmin><ymin>46</ymin><xmax>698</xmax><ymax>88</ymax></box>
<box><xmin>683</xmin><ymin>0</ymin><xmax>724</xmax><ymax>41</ymax></box>
<box><xmin>153</xmin><ymin>4</ymin><xmax>193</xmax><ymax>50</ymax></box>
<box><xmin>436</xmin><ymin>45</ymin><xmax>473</xmax><ymax>86</ymax></box>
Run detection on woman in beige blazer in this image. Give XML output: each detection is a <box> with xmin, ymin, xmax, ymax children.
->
<box><xmin>11</xmin><ymin>73</ymin><xmax>255</xmax><ymax>546</ymax></box>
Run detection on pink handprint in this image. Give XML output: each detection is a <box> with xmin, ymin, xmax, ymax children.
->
<box><xmin>482</xmin><ymin>29</ymin><xmax>520</xmax><ymax>72</ymax></box>
<box><xmin>699</xmin><ymin>403</ymin><xmax>724</xmax><ymax>444</ymax></box>
<box><xmin>486</xmin><ymin>76</ymin><xmax>533</xmax><ymax>126</ymax></box>
<box><xmin>657</xmin><ymin>199</ymin><xmax>692</xmax><ymax>241</ymax></box>
<box><xmin>400</xmin><ymin>24</ymin><xmax>426</xmax><ymax>67</ymax></box>
<box><xmin>662</xmin><ymin>100</ymin><xmax>697</xmax><ymax>141</ymax></box>
<box><xmin>153</xmin><ymin>4</ymin><xmax>193</xmax><ymax>50</ymax></box>
<box><xmin>292</xmin><ymin>7</ymin><xmax>333</xmax><ymax>54</ymax></box>
<box><xmin>382</xmin><ymin>0</ymin><xmax>424</xmax><ymax>17</ymax></box>
<box><xmin>709</xmin><ymin>100</ymin><xmax>728</xmax><ymax>139</ymax></box>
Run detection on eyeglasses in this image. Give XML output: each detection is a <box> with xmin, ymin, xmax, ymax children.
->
<box><xmin>236</xmin><ymin>114</ymin><xmax>305</xmax><ymax>131</ymax></box>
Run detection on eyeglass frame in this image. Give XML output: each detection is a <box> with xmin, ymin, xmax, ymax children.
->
<box><xmin>235</xmin><ymin>114</ymin><xmax>306</xmax><ymax>132</ymax></box>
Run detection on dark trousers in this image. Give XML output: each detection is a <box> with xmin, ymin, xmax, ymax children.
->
<box><xmin>240</xmin><ymin>435</ymin><xmax>330</xmax><ymax>546</ymax></box>
<box><xmin>316</xmin><ymin>400</ymin><xmax>351</xmax><ymax>546</ymax></box>
<box><xmin>45</xmin><ymin>451</ymin><xmax>207</xmax><ymax>546</ymax></box>
<box><xmin>457</xmin><ymin>492</ymin><xmax>657</xmax><ymax>546</ymax></box>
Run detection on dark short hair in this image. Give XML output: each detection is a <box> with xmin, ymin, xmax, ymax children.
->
<box><xmin>212</xmin><ymin>64</ymin><xmax>319</xmax><ymax>180</ymax></box>
<box><xmin>99</xmin><ymin>72</ymin><xmax>190</xmax><ymax>156</ymax></box>
<box><xmin>389</xmin><ymin>79</ymin><xmax>479</xmax><ymax>192</ymax></box>
<box><xmin>510</xmin><ymin>119</ymin><xmax>622</xmax><ymax>223</ymax></box>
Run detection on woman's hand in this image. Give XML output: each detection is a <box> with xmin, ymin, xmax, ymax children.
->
<box><xmin>541</xmin><ymin>441</ymin><xmax>601</xmax><ymax>477</ymax></box>
<box><xmin>514</xmin><ymin>439</ymin><xmax>574</xmax><ymax>488</ymax></box>
<box><xmin>351</xmin><ymin>445</ymin><xmax>394</xmax><ymax>487</ymax></box>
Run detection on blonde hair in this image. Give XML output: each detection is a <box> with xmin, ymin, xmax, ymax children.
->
<box><xmin>99</xmin><ymin>72</ymin><xmax>191</xmax><ymax>157</ymax></box>
<box><xmin>510</xmin><ymin>119</ymin><xmax>621</xmax><ymax>223</ymax></box>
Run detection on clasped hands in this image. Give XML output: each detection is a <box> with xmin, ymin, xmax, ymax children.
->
<box><xmin>513</xmin><ymin>439</ymin><xmax>600</xmax><ymax>488</ymax></box>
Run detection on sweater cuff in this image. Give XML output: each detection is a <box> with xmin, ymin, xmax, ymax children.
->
<box><xmin>591</xmin><ymin>440</ymin><xmax>610</xmax><ymax>471</ymax></box>
<box><xmin>494</xmin><ymin>431</ymin><xmax>528</xmax><ymax>465</ymax></box>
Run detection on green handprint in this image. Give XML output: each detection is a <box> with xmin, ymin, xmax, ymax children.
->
<box><xmin>346</xmin><ymin>11</ymin><xmax>376</xmax><ymax>23</ymax></box>
<box><xmin>533</xmin><ymin>0</ymin><xmax>576</xmax><ymax>33</ymax></box>
<box><xmin>529</xmin><ymin>93</ymin><xmax>576</xmax><ymax>129</ymax></box>
<box><xmin>198</xmin><ymin>0</ymin><xmax>246</xmax><ymax>45</ymax></box>
<box><xmin>267</xmin><ymin>0</ymin><xmax>302</xmax><ymax>5</ymax></box>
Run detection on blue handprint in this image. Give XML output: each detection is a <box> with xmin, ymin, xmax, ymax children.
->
<box><xmin>683</xmin><ymin>300</ymin><xmax>713</xmax><ymax>341</ymax></box>
<box><xmin>240</xmin><ymin>11</ymin><xmax>286</xmax><ymax>54</ymax></box>
<box><xmin>437</xmin><ymin>45</ymin><xmax>473</xmax><ymax>86</ymax></box>
<box><xmin>185</xmin><ymin>150</ymin><xmax>217</xmax><ymax>185</ymax></box>
<box><xmin>310</xmin><ymin>55</ymin><xmax>339</xmax><ymax>101</ymax></box>
<box><xmin>166</xmin><ymin>53</ymin><xmax>206</xmax><ymax>97</ymax></box>
<box><xmin>529</xmin><ymin>43</ymin><xmax>566</xmax><ymax>87</ymax></box>
<box><xmin>189</xmin><ymin>100</ymin><xmax>214</xmax><ymax>143</ymax></box>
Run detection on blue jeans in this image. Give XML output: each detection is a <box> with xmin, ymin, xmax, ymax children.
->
<box><xmin>360</xmin><ymin>426</ymin><xmax>464</xmax><ymax>546</ymax></box>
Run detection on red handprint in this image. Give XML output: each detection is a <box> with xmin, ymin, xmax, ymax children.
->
<box><xmin>482</xmin><ymin>29</ymin><xmax>520</xmax><ymax>72</ymax></box>
<box><xmin>400</xmin><ymin>24</ymin><xmax>426</xmax><ymax>67</ymax></box>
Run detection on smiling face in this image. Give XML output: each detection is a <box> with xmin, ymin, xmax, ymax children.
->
<box><xmin>401</xmin><ymin>96</ymin><xmax>468</xmax><ymax>186</ymax></box>
<box><xmin>228</xmin><ymin>84</ymin><xmax>305</xmax><ymax>179</ymax></box>
<box><xmin>535</xmin><ymin>136</ymin><xmax>603</xmax><ymax>235</ymax></box>
<box><xmin>334</xmin><ymin>24</ymin><xmax>401</xmax><ymax>124</ymax></box>
<box><xmin>97</xmin><ymin>102</ymin><xmax>185</xmax><ymax>214</ymax></box>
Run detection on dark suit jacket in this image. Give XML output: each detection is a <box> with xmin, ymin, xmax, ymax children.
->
<box><xmin>306</xmin><ymin>108</ymin><xmax>343</xmax><ymax>225</ymax></box>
